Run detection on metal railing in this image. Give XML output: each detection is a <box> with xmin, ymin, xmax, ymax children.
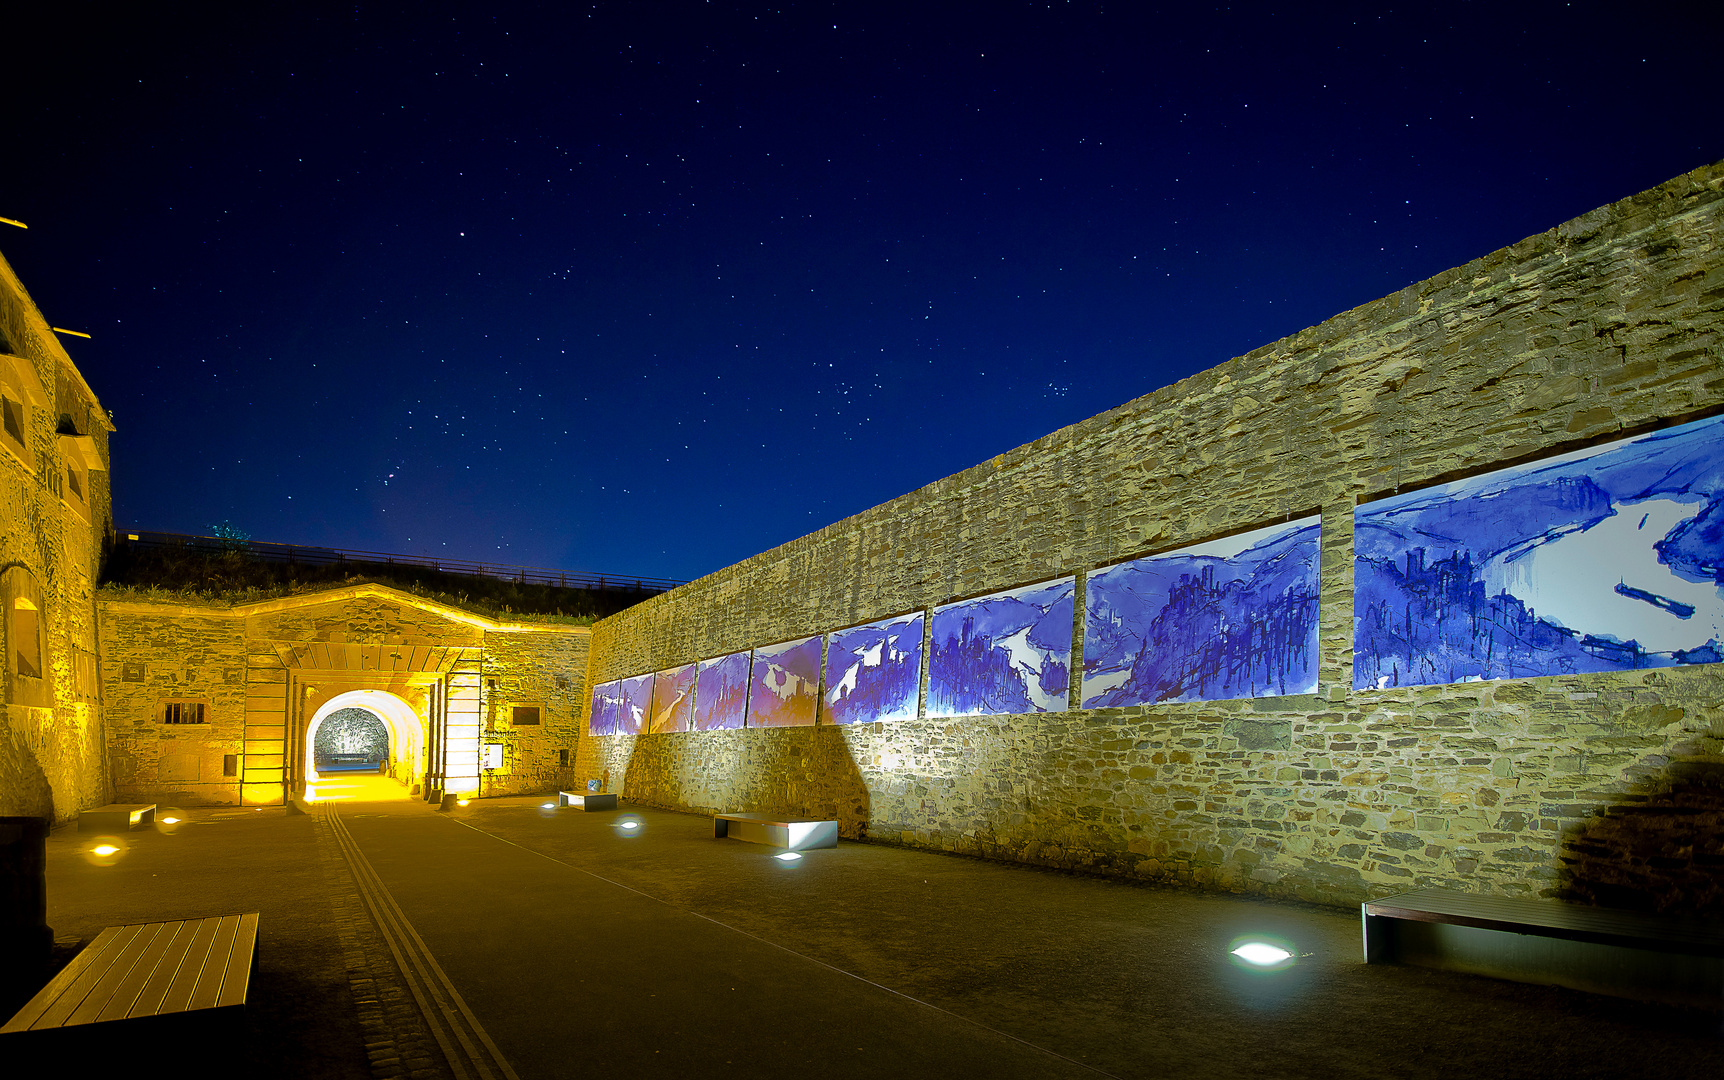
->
<box><xmin>117</xmin><ymin>529</ymin><xmax>686</xmax><ymax>593</ymax></box>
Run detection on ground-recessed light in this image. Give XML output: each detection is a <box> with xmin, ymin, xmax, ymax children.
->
<box><xmin>620</xmin><ymin>820</ymin><xmax>639</xmax><ymax>830</ymax></box>
<box><xmin>1229</xmin><ymin>937</ymin><xmax>1296</xmax><ymax>969</ymax></box>
<box><xmin>542</xmin><ymin>802</ymin><xmax>556</xmax><ymax>809</ymax></box>
<box><xmin>775</xmin><ymin>851</ymin><xmax>802</xmax><ymax>862</ymax></box>
<box><xmin>92</xmin><ymin>844</ymin><xmax>118</xmax><ymax>857</ymax></box>
<box><xmin>160</xmin><ymin>816</ymin><xmax>180</xmax><ymax>824</ymax></box>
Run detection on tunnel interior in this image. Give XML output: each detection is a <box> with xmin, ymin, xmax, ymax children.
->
<box><xmin>314</xmin><ymin>707</ymin><xmax>391</xmax><ymax>773</ymax></box>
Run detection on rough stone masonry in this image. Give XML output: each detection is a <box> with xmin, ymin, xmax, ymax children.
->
<box><xmin>580</xmin><ymin>160</ymin><xmax>1724</xmax><ymax>912</ymax></box>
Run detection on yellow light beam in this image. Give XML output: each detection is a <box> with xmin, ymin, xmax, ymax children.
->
<box><xmin>0</xmin><ymin>217</ymin><xmax>26</xmax><ymax>229</ymax></box>
<box><xmin>51</xmin><ymin>327</ymin><xmax>92</xmax><ymax>339</ymax></box>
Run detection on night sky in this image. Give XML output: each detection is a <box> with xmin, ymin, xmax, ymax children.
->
<box><xmin>6</xmin><ymin>3</ymin><xmax>1717</xmax><ymax>583</ymax></box>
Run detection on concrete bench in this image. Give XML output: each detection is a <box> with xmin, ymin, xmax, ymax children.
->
<box><xmin>2</xmin><ymin>913</ymin><xmax>259</xmax><ymax>1046</ymax></box>
<box><xmin>77</xmin><ymin>804</ymin><xmax>155</xmax><ymax>833</ymax></box>
<box><xmin>713</xmin><ymin>812</ymin><xmax>838</xmax><ymax>851</ymax></box>
<box><xmin>558</xmin><ymin>791</ymin><xmax>618</xmax><ymax>811</ymax></box>
<box><xmin>1362</xmin><ymin>886</ymin><xmax>1724</xmax><ymax>1007</ymax></box>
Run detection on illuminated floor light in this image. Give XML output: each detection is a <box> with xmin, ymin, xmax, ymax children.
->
<box><xmin>456</xmin><ymin>799</ymin><xmax>470</xmax><ymax>807</ymax></box>
<box><xmin>542</xmin><ymin>802</ymin><xmax>557</xmax><ymax>809</ymax></box>
<box><xmin>1230</xmin><ymin>938</ymin><xmax>1295</xmax><ymax>969</ymax></box>
<box><xmin>160</xmin><ymin>816</ymin><xmax>180</xmax><ymax>824</ymax></box>
<box><xmin>774</xmin><ymin>851</ymin><xmax>803</xmax><ymax>862</ymax></box>
<box><xmin>91</xmin><ymin>844</ymin><xmax>119</xmax><ymax>857</ymax></box>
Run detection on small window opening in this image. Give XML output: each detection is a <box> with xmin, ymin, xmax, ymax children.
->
<box><xmin>163</xmin><ymin>701</ymin><xmax>206</xmax><ymax>724</ymax></box>
<box><xmin>512</xmin><ymin>705</ymin><xmax>541</xmax><ymax>725</ymax></box>
<box><xmin>13</xmin><ymin>598</ymin><xmax>40</xmax><ymax>679</ymax></box>
<box><xmin>558</xmin><ymin>748</ymin><xmax>570</xmax><ymax>768</ymax></box>
<box><xmin>2</xmin><ymin>397</ymin><xmax>23</xmax><ymax>446</ymax></box>
<box><xmin>66</xmin><ymin>466</ymin><xmax>83</xmax><ymax>502</ymax></box>
<box><xmin>223</xmin><ymin>754</ymin><xmax>238</xmax><ymax>777</ymax></box>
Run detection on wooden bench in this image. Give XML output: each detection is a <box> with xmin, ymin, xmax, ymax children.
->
<box><xmin>77</xmin><ymin>803</ymin><xmax>155</xmax><ymax>833</ymax></box>
<box><xmin>713</xmin><ymin>812</ymin><xmax>838</xmax><ymax>850</ymax></box>
<box><xmin>558</xmin><ymin>790</ymin><xmax>618</xmax><ymax>811</ymax></box>
<box><xmin>1362</xmin><ymin>886</ymin><xmax>1724</xmax><ymax>1007</ymax></box>
<box><xmin>2</xmin><ymin>913</ymin><xmax>258</xmax><ymax>1045</ymax></box>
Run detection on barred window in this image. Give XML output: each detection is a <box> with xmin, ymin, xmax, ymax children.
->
<box><xmin>162</xmin><ymin>701</ymin><xmax>207</xmax><ymax>725</ymax></box>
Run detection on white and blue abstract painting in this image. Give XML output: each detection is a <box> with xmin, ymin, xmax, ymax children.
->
<box><xmin>822</xmin><ymin>612</ymin><xmax>924</xmax><ymax>725</ymax></box>
<box><xmin>692</xmin><ymin>651</ymin><xmax>752</xmax><ymax>731</ymax></box>
<box><xmin>1355</xmin><ymin>413</ymin><xmax>1724</xmax><ymax>689</ymax></box>
<box><xmin>748</xmin><ymin>636</ymin><xmax>822</xmax><ymax>728</ymax></box>
<box><xmin>1083</xmin><ymin>517</ymin><xmax>1322</xmax><ymax>707</ymax></box>
<box><xmin>588</xmin><ymin>680</ymin><xmax>624</xmax><ymax>736</ymax></box>
<box><xmin>928</xmin><ymin>578</ymin><xmax>1074</xmax><ymax>717</ymax></box>
<box><xmin>649</xmin><ymin>664</ymin><xmax>696</xmax><ymax>733</ymax></box>
<box><xmin>618</xmin><ymin>673</ymin><xmax>654</xmax><ymax>734</ymax></box>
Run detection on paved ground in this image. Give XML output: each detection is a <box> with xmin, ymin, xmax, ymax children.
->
<box><xmin>21</xmin><ymin>777</ymin><xmax>1724</xmax><ymax>1078</ymax></box>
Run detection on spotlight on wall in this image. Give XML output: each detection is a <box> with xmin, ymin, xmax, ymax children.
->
<box><xmin>1228</xmin><ymin>936</ymin><xmax>1296</xmax><ymax>971</ymax></box>
<box><xmin>774</xmin><ymin>851</ymin><xmax>803</xmax><ymax>863</ymax></box>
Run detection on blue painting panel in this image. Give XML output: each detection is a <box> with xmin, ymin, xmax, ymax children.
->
<box><xmin>588</xmin><ymin>680</ymin><xmax>624</xmax><ymax>737</ymax></box>
<box><xmin>1354</xmin><ymin>413</ymin><xmax>1724</xmax><ymax>689</ymax></box>
<box><xmin>617</xmin><ymin>673</ymin><xmax>654</xmax><ymax>734</ymax></box>
<box><xmin>749</xmin><ymin>636</ymin><xmax>822</xmax><ymax>728</ymax></box>
<box><xmin>928</xmin><ymin>578</ymin><xmax>1074</xmax><ymax>717</ymax></box>
<box><xmin>693</xmin><ymin>651</ymin><xmax>752</xmax><ymax>731</ymax></box>
<box><xmin>648</xmin><ymin>664</ymin><xmax>696</xmax><ymax>733</ymax></box>
<box><xmin>1083</xmin><ymin>517</ymin><xmax>1321</xmax><ymax>707</ymax></box>
<box><xmin>823</xmin><ymin>612</ymin><xmax>924</xmax><ymax>725</ymax></box>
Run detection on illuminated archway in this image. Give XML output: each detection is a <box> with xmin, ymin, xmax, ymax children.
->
<box><xmin>305</xmin><ymin>689</ymin><xmax>425</xmax><ymax>785</ymax></box>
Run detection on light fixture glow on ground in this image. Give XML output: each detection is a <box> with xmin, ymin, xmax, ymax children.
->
<box><xmin>775</xmin><ymin>851</ymin><xmax>802</xmax><ymax>862</ymax></box>
<box><xmin>91</xmin><ymin>844</ymin><xmax>118</xmax><ymax>857</ymax></box>
<box><xmin>620</xmin><ymin>820</ymin><xmax>639</xmax><ymax>829</ymax></box>
<box><xmin>1229</xmin><ymin>936</ymin><xmax>1296</xmax><ymax>970</ymax></box>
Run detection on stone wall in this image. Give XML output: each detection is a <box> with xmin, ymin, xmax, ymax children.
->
<box><xmin>98</xmin><ymin>585</ymin><xmax>590</xmax><ymax>805</ymax></box>
<box><xmin>478</xmin><ymin>629</ymin><xmax>590</xmax><ymax>796</ymax></box>
<box><xmin>582</xmin><ymin>161</ymin><xmax>1724</xmax><ymax>911</ymax></box>
<box><xmin>0</xmin><ymin>251</ymin><xmax>113</xmax><ymax>824</ymax></box>
<box><xmin>99</xmin><ymin>606</ymin><xmax>248</xmax><ymax>805</ymax></box>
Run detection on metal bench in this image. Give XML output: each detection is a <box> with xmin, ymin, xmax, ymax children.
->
<box><xmin>1362</xmin><ymin>886</ymin><xmax>1723</xmax><ymax>1007</ymax></box>
<box><xmin>77</xmin><ymin>804</ymin><xmax>155</xmax><ymax>833</ymax></box>
<box><xmin>2</xmin><ymin>914</ymin><xmax>259</xmax><ymax>1044</ymax></box>
<box><xmin>558</xmin><ymin>790</ymin><xmax>618</xmax><ymax>810</ymax></box>
<box><xmin>713</xmin><ymin>812</ymin><xmax>838</xmax><ymax>850</ymax></box>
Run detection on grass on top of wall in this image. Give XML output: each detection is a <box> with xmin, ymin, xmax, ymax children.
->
<box><xmin>96</xmin><ymin>544</ymin><xmax>656</xmax><ymax>624</ymax></box>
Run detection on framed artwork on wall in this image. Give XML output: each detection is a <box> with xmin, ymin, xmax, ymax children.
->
<box><xmin>692</xmin><ymin>651</ymin><xmax>752</xmax><ymax>730</ymax></box>
<box><xmin>618</xmin><ymin>672</ymin><xmax>655</xmax><ymax>735</ymax></box>
<box><xmin>647</xmin><ymin>664</ymin><xmax>696</xmax><ymax>733</ymax></box>
<box><xmin>587</xmin><ymin>680</ymin><xmax>624</xmax><ymax>736</ymax></box>
<box><xmin>1354</xmin><ymin>413</ymin><xmax>1724</xmax><ymax>689</ymax></box>
<box><xmin>748</xmin><ymin>636</ymin><xmax>822</xmax><ymax>728</ymax></box>
<box><xmin>1082</xmin><ymin>516</ymin><xmax>1322</xmax><ymax>707</ymax></box>
<box><xmin>822</xmin><ymin>612</ymin><xmax>924</xmax><ymax>725</ymax></box>
<box><xmin>927</xmin><ymin>577</ymin><xmax>1074</xmax><ymax>717</ymax></box>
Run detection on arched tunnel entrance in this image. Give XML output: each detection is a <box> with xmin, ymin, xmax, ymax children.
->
<box><xmin>305</xmin><ymin>689</ymin><xmax>426</xmax><ymax>803</ymax></box>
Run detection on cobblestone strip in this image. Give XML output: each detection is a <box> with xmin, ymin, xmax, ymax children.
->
<box><xmin>315</xmin><ymin>810</ymin><xmax>456</xmax><ymax>1080</ymax></box>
